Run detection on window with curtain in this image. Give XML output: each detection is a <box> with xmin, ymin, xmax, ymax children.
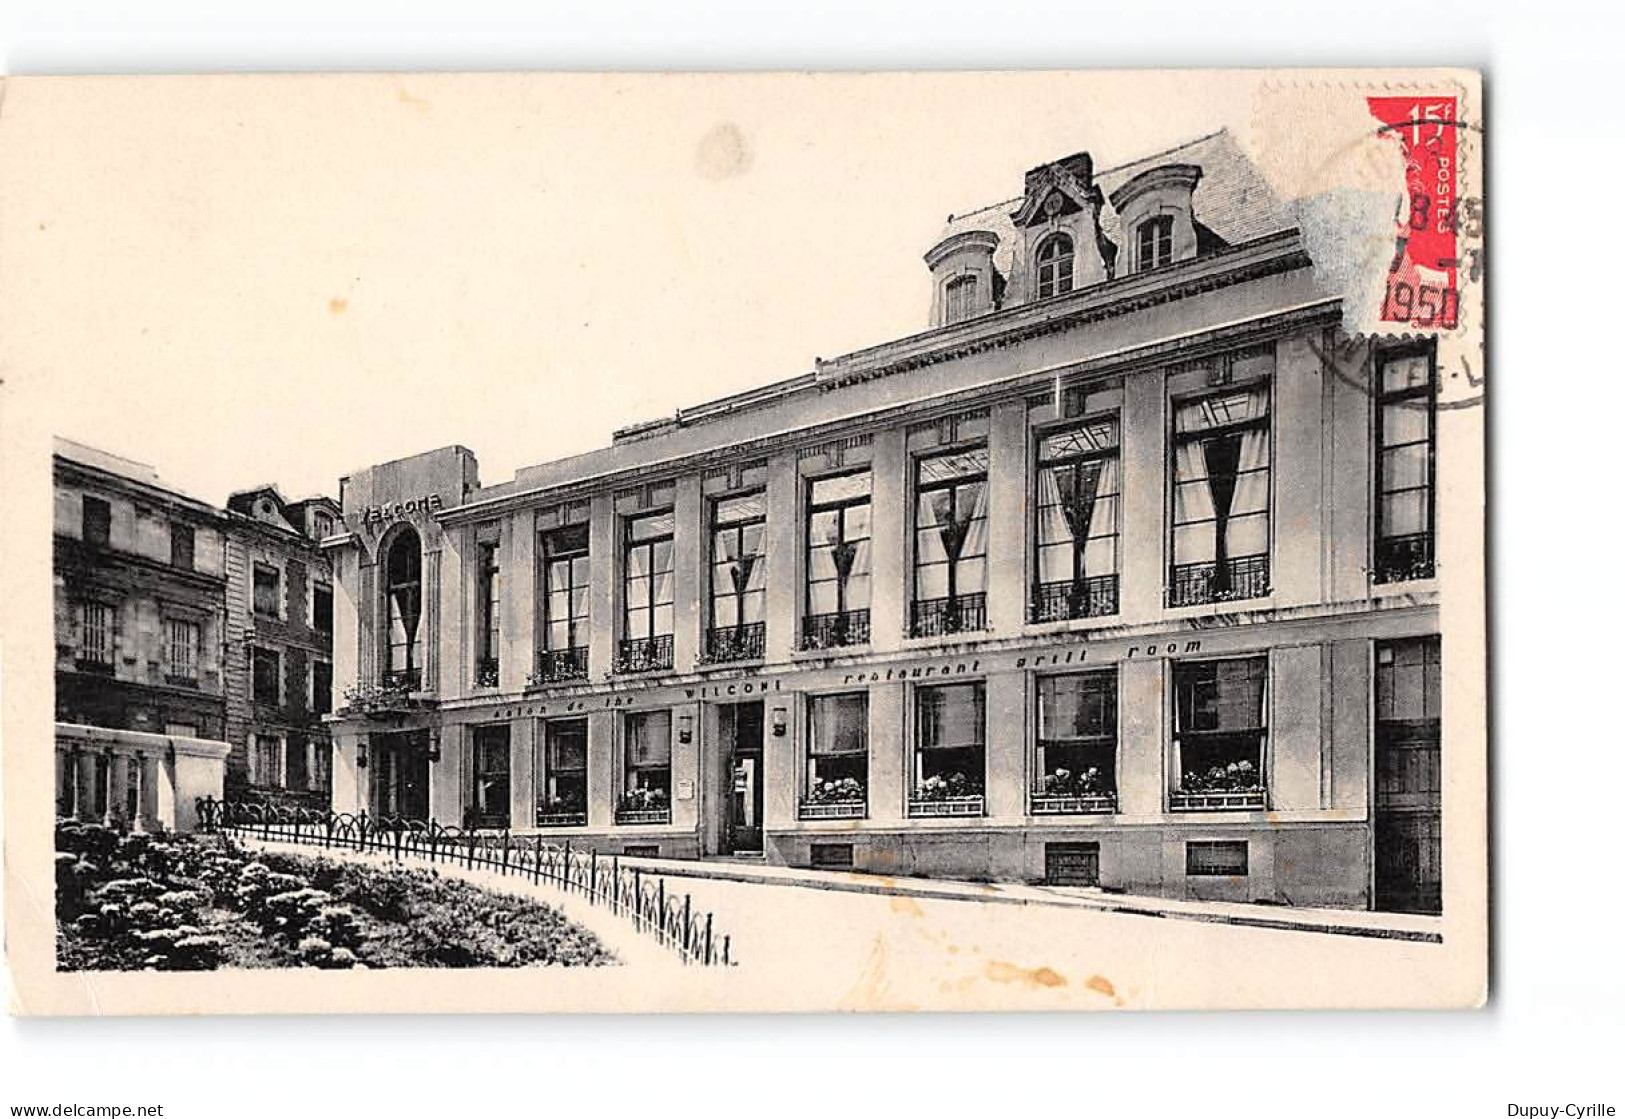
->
<box><xmin>76</xmin><ymin>601</ymin><xmax>112</xmax><ymax>668</ymax></box>
<box><xmin>1035</xmin><ymin>233</ymin><xmax>1075</xmax><ymax>297</ymax></box>
<box><xmin>913</xmin><ymin>448</ymin><xmax>989</xmax><ymax>636</ymax></box>
<box><xmin>249</xmin><ymin>733</ymin><xmax>284</xmax><ymax>788</ymax></box>
<box><xmin>944</xmin><ymin>275</ymin><xmax>979</xmax><ymax>323</ymax></box>
<box><xmin>1375</xmin><ymin>347</ymin><xmax>1437</xmax><ymax>583</ymax></box>
<box><xmin>539</xmin><ymin>718</ymin><xmax>589</xmax><ymax>821</ymax></box>
<box><xmin>538</xmin><ymin>523</ymin><xmax>591</xmax><ymax>682</ymax></box>
<box><xmin>253</xmin><ymin>563</ymin><xmax>281</xmax><ymax>618</ymax></box>
<box><xmin>1033</xmin><ymin>416</ymin><xmax>1120</xmax><ymax>622</ymax></box>
<box><xmin>911</xmin><ymin>682</ymin><xmax>986</xmax><ymax>814</ymax></box>
<box><xmin>804</xmin><ymin>692</ymin><xmax>868</xmax><ymax>815</ymax></box>
<box><xmin>384</xmin><ymin>528</ymin><xmax>423</xmax><ymax>686</ymax></box>
<box><xmin>619</xmin><ymin>710</ymin><xmax>672</xmax><ymax>820</ymax></box>
<box><xmin>706</xmin><ymin>492</ymin><xmax>767</xmax><ymax>662</ymax></box>
<box><xmin>470</xmin><ymin>724</ymin><xmax>511</xmax><ymax>829</ymax></box>
<box><xmin>1034</xmin><ymin>670</ymin><xmax>1117</xmax><ymax>812</ymax></box>
<box><xmin>1137</xmin><ymin>215</ymin><xmax>1174</xmax><ymax>271</ymax></box>
<box><xmin>1172</xmin><ymin>656</ymin><xmax>1268</xmax><ymax>809</ymax></box>
<box><xmin>476</xmin><ymin>540</ymin><xmax>501</xmax><ymax>685</ymax></box>
<box><xmin>165</xmin><ymin>618</ymin><xmax>199</xmax><ymax>683</ymax></box>
<box><xmin>620</xmin><ymin>510</ymin><xmax>675</xmax><ymax>672</ymax></box>
<box><xmin>804</xmin><ymin>471</ymin><xmax>872</xmax><ymax>649</ymax></box>
<box><xmin>170</xmin><ymin>523</ymin><xmax>195</xmax><ymax>570</ymax></box>
<box><xmin>1169</xmin><ymin>382</ymin><xmax>1272</xmax><ymax>606</ymax></box>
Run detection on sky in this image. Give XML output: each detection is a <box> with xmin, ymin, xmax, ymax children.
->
<box><xmin>2</xmin><ymin>72</ymin><xmax>1264</xmax><ymax>506</ymax></box>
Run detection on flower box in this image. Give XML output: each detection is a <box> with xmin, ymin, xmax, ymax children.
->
<box><xmin>1031</xmin><ymin>792</ymin><xmax>1116</xmax><ymax>815</ymax></box>
<box><xmin>614</xmin><ymin>808</ymin><xmax>671</xmax><ymax>826</ymax></box>
<box><xmin>1169</xmin><ymin>789</ymin><xmax>1266</xmax><ymax>812</ymax></box>
<box><xmin>908</xmin><ymin>795</ymin><xmax>984</xmax><ymax>818</ymax></box>
<box><xmin>534</xmin><ymin>810</ymin><xmax>588</xmax><ymax>828</ymax></box>
<box><xmin>798</xmin><ymin>801</ymin><xmax>866</xmax><ymax>820</ymax></box>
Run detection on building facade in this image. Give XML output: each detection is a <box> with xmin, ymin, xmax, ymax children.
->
<box><xmin>324</xmin><ymin>130</ymin><xmax>1444</xmax><ymax>913</ymax></box>
<box><xmin>52</xmin><ymin>439</ymin><xmax>233</xmax><ymax>831</ymax></box>
<box><xmin>222</xmin><ymin>487</ymin><xmax>341</xmax><ymax>808</ymax></box>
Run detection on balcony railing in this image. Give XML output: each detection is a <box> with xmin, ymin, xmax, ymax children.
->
<box><xmin>340</xmin><ymin>668</ymin><xmax>433</xmax><ymax>719</ymax></box>
<box><xmin>1031</xmin><ymin>792</ymin><xmax>1117</xmax><ymax>815</ymax></box>
<box><xmin>74</xmin><ymin>656</ymin><xmax>115</xmax><ymax>676</ymax></box>
<box><xmin>701</xmin><ymin>621</ymin><xmax>766</xmax><ymax>665</ymax></box>
<box><xmin>910</xmin><ymin>593</ymin><xmax>988</xmax><ymax>638</ymax></box>
<box><xmin>1030</xmin><ymin>575</ymin><xmax>1119</xmax><ymax>623</ymax></box>
<box><xmin>474</xmin><ymin>657</ymin><xmax>500</xmax><ymax>689</ymax></box>
<box><xmin>616</xmin><ymin>634</ymin><xmax>674</xmax><ymax>675</ymax></box>
<box><xmin>1170</xmin><ymin>789</ymin><xmax>1266</xmax><ymax>812</ymax></box>
<box><xmin>1167</xmin><ymin>554</ymin><xmax>1271</xmax><ymax>608</ymax></box>
<box><xmin>163</xmin><ymin>672</ymin><xmax>200</xmax><ymax>689</ymax></box>
<box><xmin>1374</xmin><ymin>532</ymin><xmax>1435</xmax><ymax>584</ymax></box>
<box><xmin>800</xmin><ymin>609</ymin><xmax>870</xmax><ymax>651</ymax></box>
<box><xmin>530</xmin><ymin>646</ymin><xmax>590</xmax><ymax>687</ymax></box>
<box><xmin>382</xmin><ymin>667</ymin><xmax>422</xmax><ymax>692</ymax></box>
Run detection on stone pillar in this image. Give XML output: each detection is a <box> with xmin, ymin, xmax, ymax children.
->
<box><xmin>586</xmin><ymin>710</ymin><xmax>617</xmax><ymax>829</ymax></box>
<box><xmin>509</xmin><ymin>717</ymin><xmax>536</xmax><ymax>830</ymax></box>
<box><xmin>670</xmin><ymin>700</ymin><xmax>702</xmax><ymax>833</ymax></box>
<box><xmin>868</xmin><ymin>429</ymin><xmax>907</xmax><ymax>652</ymax></box>
<box><xmin>63</xmin><ymin>748</ymin><xmax>82</xmax><ymax>820</ymax></box>
<box><xmin>1272</xmin><ymin>336</ymin><xmax>1326</xmax><ymax>608</ymax></box>
<box><xmin>672</xmin><ymin>477</ymin><xmax>704</xmax><ymax>675</ymax></box>
<box><xmin>425</xmin><ymin>545</ymin><xmax>449</xmax><ymax>695</ymax></box>
<box><xmin>763</xmin><ymin>452</ymin><xmax>800</xmax><ymax>662</ymax></box>
<box><xmin>102</xmin><ymin>748</ymin><xmax>123</xmax><ymax>828</ymax></box>
<box><xmin>984</xmin><ymin>670</ymin><xmax>1027</xmax><ymax>820</ymax></box>
<box><xmin>77</xmin><ymin>751</ymin><xmax>100</xmax><ymax>822</ymax></box>
<box><xmin>1119</xmin><ymin>371</ymin><xmax>1165</xmax><ymax>624</ymax></box>
<box><xmin>428</xmin><ymin>726</ymin><xmax>459</xmax><ymax>827</ymax></box>
<box><xmin>763</xmin><ymin>692</ymin><xmax>799</xmax><ymax>830</ymax></box>
<box><xmin>1328</xmin><ymin>638</ymin><xmax>1371</xmax><ymax>812</ymax></box>
<box><xmin>505</xmin><ymin>514</ymin><xmax>537</xmax><ymax>692</ymax></box>
<box><xmin>985</xmin><ymin>401</ymin><xmax>1029</xmax><ymax>635</ymax></box>
<box><xmin>867</xmin><ymin>683</ymin><xmax>906</xmax><ymax>824</ymax></box>
<box><xmin>588</xmin><ymin>494</ymin><xmax>617</xmax><ymax>683</ymax></box>
<box><xmin>132</xmin><ymin>751</ymin><xmax>156</xmax><ymax>833</ymax></box>
<box><xmin>1326</xmin><ymin>332</ymin><xmax>1374</xmax><ymax>602</ymax></box>
<box><xmin>1270</xmin><ymin>645</ymin><xmax>1324</xmax><ymax>812</ymax></box>
<box><xmin>1117</xmin><ymin>657</ymin><xmax>1166</xmax><ymax>816</ymax></box>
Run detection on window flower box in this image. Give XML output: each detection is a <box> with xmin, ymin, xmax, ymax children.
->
<box><xmin>800</xmin><ymin>777</ymin><xmax>866</xmax><ymax>819</ymax></box>
<box><xmin>1032</xmin><ymin>766</ymin><xmax>1115</xmax><ymax>814</ymax></box>
<box><xmin>1173</xmin><ymin>761</ymin><xmax>1265</xmax><ymax>811</ymax></box>
<box><xmin>1031</xmin><ymin>793</ymin><xmax>1116</xmax><ymax>815</ymax></box>
<box><xmin>535</xmin><ymin>799</ymin><xmax>587</xmax><ymax>828</ymax></box>
<box><xmin>909</xmin><ymin>795</ymin><xmax>984</xmax><ymax>818</ymax></box>
<box><xmin>615</xmin><ymin>788</ymin><xmax>670</xmax><ymax>827</ymax></box>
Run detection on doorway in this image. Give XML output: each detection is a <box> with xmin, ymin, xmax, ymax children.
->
<box><xmin>720</xmin><ymin>702</ymin><xmax>764</xmax><ymax>855</ymax></box>
<box><xmin>1373</xmin><ymin>637</ymin><xmax>1442</xmax><ymax>914</ymax></box>
<box><xmin>371</xmin><ymin>730</ymin><xmax>430</xmax><ymax>821</ymax></box>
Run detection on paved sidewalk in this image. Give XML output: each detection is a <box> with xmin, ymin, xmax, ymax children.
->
<box><xmin>610</xmin><ymin>854</ymin><xmax>1443</xmax><ymax>943</ymax></box>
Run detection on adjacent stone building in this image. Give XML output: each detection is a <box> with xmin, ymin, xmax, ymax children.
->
<box><xmin>322</xmin><ymin>130</ymin><xmax>1445</xmax><ymax>913</ymax></box>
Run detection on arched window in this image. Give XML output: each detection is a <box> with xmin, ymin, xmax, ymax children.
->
<box><xmin>384</xmin><ymin>528</ymin><xmax>423</xmax><ymax>686</ymax></box>
<box><xmin>944</xmin><ymin>275</ymin><xmax>979</xmax><ymax>324</ymax></box>
<box><xmin>1036</xmin><ymin>234</ymin><xmax>1075</xmax><ymax>298</ymax></box>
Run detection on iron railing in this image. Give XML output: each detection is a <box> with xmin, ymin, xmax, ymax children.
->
<box><xmin>910</xmin><ymin>593</ymin><xmax>987</xmax><ymax>638</ymax></box>
<box><xmin>616</xmin><ymin>634</ymin><xmax>674</xmax><ymax>675</ymax></box>
<box><xmin>800</xmin><ymin>609</ymin><xmax>870</xmax><ymax>651</ymax></box>
<box><xmin>1029</xmin><ymin>575</ymin><xmax>1119</xmax><ymax>623</ymax></box>
<box><xmin>194</xmin><ymin>797</ymin><xmax>733</xmax><ymax>967</ymax></box>
<box><xmin>474</xmin><ymin>657</ymin><xmax>501</xmax><ymax>689</ymax></box>
<box><xmin>701</xmin><ymin>622</ymin><xmax>766</xmax><ymax>665</ymax></box>
<box><xmin>1374</xmin><ymin>532</ymin><xmax>1435</xmax><ymax>584</ymax></box>
<box><xmin>1167</xmin><ymin>555</ymin><xmax>1271</xmax><ymax>607</ymax></box>
<box><xmin>530</xmin><ymin>646</ymin><xmax>590</xmax><ymax>686</ymax></box>
<box><xmin>382</xmin><ymin>667</ymin><xmax>423</xmax><ymax>692</ymax></box>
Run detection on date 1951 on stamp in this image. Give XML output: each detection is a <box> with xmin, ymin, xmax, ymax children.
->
<box><xmin>1368</xmin><ymin>94</ymin><xmax>1476</xmax><ymax>330</ymax></box>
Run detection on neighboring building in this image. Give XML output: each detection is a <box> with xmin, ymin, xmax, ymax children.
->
<box><xmin>52</xmin><ymin>439</ymin><xmax>232</xmax><ymax>831</ymax></box>
<box><xmin>223</xmin><ymin>487</ymin><xmax>341</xmax><ymax>808</ymax></box>
<box><xmin>323</xmin><ymin>130</ymin><xmax>1443</xmax><ymax>913</ymax></box>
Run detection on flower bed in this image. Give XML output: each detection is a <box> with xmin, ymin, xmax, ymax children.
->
<box><xmin>55</xmin><ymin>819</ymin><xmax>616</xmax><ymax>971</ymax></box>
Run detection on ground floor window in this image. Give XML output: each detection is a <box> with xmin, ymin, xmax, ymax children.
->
<box><xmin>538</xmin><ymin>718</ymin><xmax>589</xmax><ymax>826</ymax></box>
<box><xmin>248</xmin><ymin>733</ymin><xmax>284</xmax><ymax>787</ymax></box>
<box><xmin>910</xmin><ymin>682</ymin><xmax>985</xmax><ymax>817</ymax></box>
<box><xmin>803</xmin><ymin>692</ymin><xmax>867</xmax><ymax>819</ymax></box>
<box><xmin>1034</xmin><ymin>670</ymin><xmax>1117</xmax><ymax>814</ymax></box>
<box><xmin>469</xmin><ymin>724</ymin><xmax>511</xmax><ymax>829</ymax></box>
<box><xmin>618</xmin><ymin>710</ymin><xmax>671</xmax><ymax>824</ymax></box>
<box><xmin>1186</xmin><ymin>840</ymin><xmax>1249</xmax><ymax>876</ymax></box>
<box><xmin>1172</xmin><ymin>656</ymin><xmax>1268</xmax><ymax>811</ymax></box>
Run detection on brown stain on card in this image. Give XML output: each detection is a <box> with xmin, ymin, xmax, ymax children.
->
<box><xmin>889</xmin><ymin>895</ymin><xmax>923</xmax><ymax>919</ymax></box>
<box><xmin>695</xmin><ymin>123</ymin><xmax>752</xmax><ymax>180</ymax></box>
<box><xmin>328</xmin><ymin>298</ymin><xmax>349</xmax><ymax>315</ymax></box>
<box><xmin>397</xmin><ymin>86</ymin><xmax>431</xmax><ymax>113</ymax></box>
<box><xmin>984</xmin><ymin>960</ymin><xmax>1067</xmax><ymax>989</ymax></box>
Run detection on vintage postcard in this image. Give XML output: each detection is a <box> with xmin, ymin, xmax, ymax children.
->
<box><xmin>0</xmin><ymin>68</ymin><xmax>1487</xmax><ymax>1014</ymax></box>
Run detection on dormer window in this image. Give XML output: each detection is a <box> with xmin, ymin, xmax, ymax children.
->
<box><xmin>1036</xmin><ymin>234</ymin><xmax>1075</xmax><ymax>298</ymax></box>
<box><xmin>944</xmin><ymin>275</ymin><xmax>979</xmax><ymax>324</ymax></box>
<box><xmin>1137</xmin><ymin>216</ymin><xmax>1174</xmax><ymax>272</ymax></box>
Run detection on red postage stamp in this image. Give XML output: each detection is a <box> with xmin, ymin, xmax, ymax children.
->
<box><xmin>1367</xmin><ymin>95</ymin><xmax>1466</xmax><ymax>329</ymax></box>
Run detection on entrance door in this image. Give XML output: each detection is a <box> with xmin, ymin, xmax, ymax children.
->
<box><xmin>1374</xmin><ymin>637</ymin><xmax>1442</xmax><ymax>914</ymax></box>
<box><xmin>371</xmin><ymin>731</ymin><xmax>430</xmax><ymax>822</ymax></box>
<box><xmin>722</xmin><ymin>703</ymin><xmax>764</xmax><ymax>854</ymax></box>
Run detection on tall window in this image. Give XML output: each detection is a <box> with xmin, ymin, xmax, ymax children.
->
<box><xmin>311</xmin><ymin>511</ymin><xmax>334</xmax><ymax>540</ymax></box>
<box><xmin>1375</xmin><ymin>636</ymin><xmax>1443</xmax><ymax>914</ymax></box>
<box><xmin>1033</xmin><ymin>416</ymin><xmax>1121</xmax><ymax>622</ymax></box>
<box><xmin>312</xmin><ymin>583</ymin><xmax>333</xmax><ymax>635</ymax></box>
<box><xmin>804</xmin><ymin>471</ymin><xmax>872</xmax><ymax>650</ymax></box>
<box><xmin>1375</xmin><ymin>346</ymin><xmax>1437</xmax><ymax>582</ymax></box>
<box><xmin>538</xmin><ymin>718</ymin><xmax>589</xmax><ymax>824</ymax></box>
<box><xmin>469</xmin><ymin>724</ymin><xmax>511</xmax><ymax>829</ymax></box>
<box><xmin>913</xmin><ymin>448</ymin><xmax>989</xmax><ymax>636</ymax></box>
<box><xmin>803</xmin><ymin>692</ymin><xmax>868</xmax><ymax>818</ymax></box>
<box><xmin>618</xmin><ymin>710</ymin><xmax>672</xmax><ymax>823</ymax></box>
<box><xmin>944</xmin><ymin>275</ymin><xmax>979</xmax><ymax>323</ymax></box>
<box><xmin>76</xmin><ymin>601</ymin><xmax>112</xmax><ymax>669</ymax></box>
<box><xmin>384</xmin><ymin>528</ymin><xmax>423</xmax><ymax>687</ymax></box>
<box><xmin>538</xmin><ymin>524</ymin><xmax>591</xmax><ymax>682</ymax></box>
<box><xmin>312</xmin><ymin>660</ymin><xmax>333</xmax><ymax>716</ymax></box>
<box><xmin>619</xmin><ymin>510</ymin><xmax>675</xmax><ymax>673</ymax></box>
<box><xmin>82</xmin><ymin>496</ymin><xmax>111</xmax><ymax>547</ymax></box>
<box><xmin>476</xmin><ymin>541</ymin><xmax>501</xmax><ymax>686</ymax></box>
<box><xmin>1170</xmin><ymin>382</ymin><xmax>1272</xmax><ymax>606</ymax></box>
<box><xmin>706</xmin><ymin>492</ymin><xmax>767</xmax><ymax>663</ymax></box>
<box><xmin>166</xmin><ymin>618</ymin><xmax>200</xmax><ymax>684</ymax></box>
<box><xmin>910</xmin><ymin>682</ymin><xmax>986</xmax><ymax>816</ymax></box>
<box><xmin>1172</xmin><ymin>656</ymin><xmax>1268</xmax><ymax>810</ymax></box>
<box><xmin>249</xmin><ymin>733</ymin><xmax>284</xmax><ymax>788</ymax></box>
<box><xmin>1034</xmin><ymin>671</ymin><xmax>1117</xmax><ymax>813</ymax></box>
<box><xmin>1035</xmin><ymin>234</ymin><xmax>1075</xmax><ymax>298</ymax></box>
<box><xmin>170</xmin><ymin>523</ymin><xmax>195</xmax><ymax>570</ymax></box>
<box><xmin>252</xmin><ymin>647</ymin><xmax>281</xmax><ymax>706</ymax></box>
<box><xmin>253</xmin><ymin>563</ymin><xmax>281</xmax><ymax>618</ymax></box>
<box><xmin>1137</xmin><ymin>215</ymin><xmax>1175</xmax><ymax>271</ymax></box>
